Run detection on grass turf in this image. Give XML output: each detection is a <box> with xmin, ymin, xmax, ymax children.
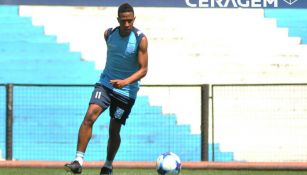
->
<box><xmin>0</xmin><ymin>168</ymin><xmax>307</xmax><ymax>175</ymax></box>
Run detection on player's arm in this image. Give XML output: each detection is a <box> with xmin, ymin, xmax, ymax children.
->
<box><xmin>110</xmin><ymin>36</ymin><xmax>148</xmax><ymax>89</ymax></box>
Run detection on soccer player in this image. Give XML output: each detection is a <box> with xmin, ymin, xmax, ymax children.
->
<box><xmin>64</xmin><ymin>3</ymin><xmax>148</xmax><ymax>175</ymax></box>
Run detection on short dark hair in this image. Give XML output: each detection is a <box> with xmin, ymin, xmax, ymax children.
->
<box><xmin>118</xmin><ymin>3</ymin><xmax>134</xmax><ymax>17</ymax></box>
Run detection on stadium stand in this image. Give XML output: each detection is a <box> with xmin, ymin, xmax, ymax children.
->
<box><xmin>2</xmin><ymin>4</ymin><xmax>307</xmax><ymax>163</ymax></box>
<box><xmin>0</xmin><ymin>5</ymin><xmax>234</xmax><ymax>161</ymax></box>
<box><xmin>18</xmin><ymin>6</ymin><xmax>307</xmax><ymax>85</ymax></box>
<box><xmin>0</xmin><ymin>6</ymin><xmax>100</xmax><ymax>84</ymax></box>
<box><xmin>265</xmin><ymin>9</ymin><xmax>307</xmax><ymax>44</ymax></box>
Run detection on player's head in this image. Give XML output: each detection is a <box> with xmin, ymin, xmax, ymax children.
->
<box><xmin>117</xmin><ymin>3</ymin><xmax>135</xmax><ymax>37</ymax></box>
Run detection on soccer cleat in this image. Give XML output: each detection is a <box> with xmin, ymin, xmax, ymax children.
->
<box><xmin>100</xmin><ymin>166</ymin><xmax>113</xmax><ymax>175</ymax></box>
<box><xmin>64</xmin><ymin>160</ymin><xmax>82</xmax><ymax>174</ymax></box>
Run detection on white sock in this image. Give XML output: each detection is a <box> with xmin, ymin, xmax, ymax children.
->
<box><xmin>103</xmin><ymin>160</ymin><xmax>113</xmax><ymax>169</ymax></box>
<box><xmin>75</xmin><ymin>151</ymin><xmax>84</xmax><ymax>166</ymax></box>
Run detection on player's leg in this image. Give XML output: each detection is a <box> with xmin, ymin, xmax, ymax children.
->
<box><xmin>65</xmin><ymin>104</ymin><xmax>104</xmax><ymax>174</ymax></box>
<box><xmin>100</xmin><ymin>119</ymin><xmax>122</xmax><ymax>175</ymax></box>
<box><xmin>107</xmin><ymin>118</ymin><xmax>122</xmax><ymax>163</ymax></box>
<box><xmin>65</xmin><ymin>84</ymin><xmax>111</xmax><ymax>174</ymax></box>
<box><xmin>77</xmin><ymin>103</ymin><xmax>104</xmax><ymax>153</ymax></box>
<box><xmin>100</xmin><ymin>92</ymin><xmax>135</xmax><ymax>175</ymax></box>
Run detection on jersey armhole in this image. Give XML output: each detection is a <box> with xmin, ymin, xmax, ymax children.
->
<box><xmin>137</xmin><ymin>35</ymin><xmax>145</xmax><ymax>53</ymax></box>
<box><xmin>134</xmin><ymin>29</ymin><xmax>145</xmax><ymax>51</ymax></box>
<box><xmin>105</xmin><ymin>28</ymin><xmax>113</xmax><ymax>42</ymax></box>
<box><xmin>105</xmin><ymin>27</ymin><xmax>119</xmax><ymax>42</ymax></box>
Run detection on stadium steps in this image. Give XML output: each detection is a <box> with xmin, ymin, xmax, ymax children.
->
<box><xmin>0</xmin><ymin>6</ymin><xmax>100</xmax><ymax>84</ymax></box>
<box><xmin>21</xmin><ymin>7</ymin><xmax>300</xmax><ymax>71</ymax></box>
<box><xmin>3</xmin><ymin>5</ymin><xmax>212</xmax><ymax>160</ymax></box>
<box><xmin>0</xmin><ymin>59</ymin><xmax>95</xmax><ymax>70</ymax></box>
<box><xmin>264</xmin><ymin>9</ymin><xmax>307</xmax><ymax>44</ymax></box>
<box><xmin>0</xmin><ymin>5</ymin><xmax>18</xmax><ymax>14</ymax></box>
<box><xmin>2</xmin><ymin>41</ymin><xmax>69</xmax><ymax>50</ymax></box>
<box><xmin>0</xmin><ymin>34</ymin><xmax>57</xmax><ymax>43</ymax></box>
<box><xmin>19</xmin><ymin>6</ymin><xmax>307</xmax><ymax>85</ymax></box>
<box><xmin>0</xmin><ymin>5</ymin><xmax>233</xmax><ymax>161</ymax></box>
<box><xmin>19</xmin><ymin>6</ymin><xmax>114</xmax><ymax>70</ymax></box>
<box><xmin>0</xmin><ymin>52</ymin><xmax>82</xmax><ymax>61</ymax></box>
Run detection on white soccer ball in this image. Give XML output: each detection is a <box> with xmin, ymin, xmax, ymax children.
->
<box><xmin>156</xmin><ymin>152</ymin><xmax>182</xmax><ymax>175</ymax></box>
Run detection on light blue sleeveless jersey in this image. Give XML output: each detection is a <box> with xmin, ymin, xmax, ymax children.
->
<box><xmin>98</xmin><ymin>27</ymin><xmax>145</xmax><ymax>99</ymax></box>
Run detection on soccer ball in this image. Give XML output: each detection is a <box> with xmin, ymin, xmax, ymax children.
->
<box><xmin>156</xmin><ymin>152</ymin><xmax>182</xmax><ymax>175</ymax></box>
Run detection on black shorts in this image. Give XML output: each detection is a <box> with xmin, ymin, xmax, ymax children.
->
<box><xmin>89</xmin><ymin>83</ymin><xmax>135</xmax><ymax>125</ymax></box>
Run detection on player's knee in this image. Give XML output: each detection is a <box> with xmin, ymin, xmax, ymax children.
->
<box><xmin>83</xmin><ymin>113</ymin><xmax>97</xmax><ymax>126</ymax></box>
<box><xmin>83</xmin><ymin>108</ymin><xmax>100</xmax><ymax>126</ymax></box>
<box><xmin>82</xmin><ymin>118</ymin><xmax>95</xmax><ymax>127</ymax></box>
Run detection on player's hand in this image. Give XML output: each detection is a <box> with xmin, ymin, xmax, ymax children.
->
<box><xmin>109</xmin><ymin>79</ymin><xmax>127</xmax><ymax>89</ymax></box>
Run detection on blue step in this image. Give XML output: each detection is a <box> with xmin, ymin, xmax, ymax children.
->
<box><xmin>0</xmin><ymin>52</ymin><xmax>82</xmax><ymax>61</ymax></box>
<box><xmin>0</xmin><ymin>68</ymin><xmax>97</xmax><ymax>77</ymax></box>
<box><xmin>0</xmin><ymin>17</ymin><xmax>34</xmax><ymax>25</ymax></box>
<box><xmin>275</xmin><ymin>19</ymin><xmax>307</xmax><ymax>28</ymax></box>
<box><xmin>0</xmin><ymin>25</ymin><xmax>45</xmax><ymax>34</ymax></box>
<box><xmin>0</xmin><ymin>71</ymin><xmax>100</xmax><ymax>84</ymax></box>
<box><xmin>0</xmin><ymin>77</ymin><xmax>98</xmax><ymax>84</ymax></box>
<box><xmin>134</xmin><ymin>96</ymin><xmax>150</xmax><ymax>105</ymax></box>
<box><xmin>264</xmin><ymin>9</ymin><xmax>307</xmax><ymax>44</ymax></box>
<box><xmin>288</xmin><ymin>28</ymin><xmax>307</xmax><ymax>36</ymax></box>
<box><xmin>0</xmin><ymin>69</ymin><xmax>98</xmax><ymax>76</ymax></box>
<box><xmin>265</xmin><ymin>9</ymin><xmax>307</xmax><ymax>18</ymax></box>
<box><xmin>0</xmin><ymin>6</ymin><xmax>19</xmax><ymax>17</ymax></box>
<box><xmin>0</xmin><ymin>59</ymin><xmax>96</xmax><ymax>70</ymax></box>
<box><xmin>1</xmin><ymin>42</ymin><xmax>70</xmax><ymax>52</ymax></box>
<box><xmin>0</xmin><ymin>34</ymin><xmax>57</xmax><ymax>43</ymax></box>
<box><xmin>208</xmin><ymin>144</ymin><xmax>234</xmax><ymax>161</ymax></box>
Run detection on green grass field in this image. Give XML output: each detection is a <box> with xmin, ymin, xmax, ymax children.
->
<box><xmin>0</xmin><ymin>168</ymin><xmax>307</xmax><ymax>175</ymax></box>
